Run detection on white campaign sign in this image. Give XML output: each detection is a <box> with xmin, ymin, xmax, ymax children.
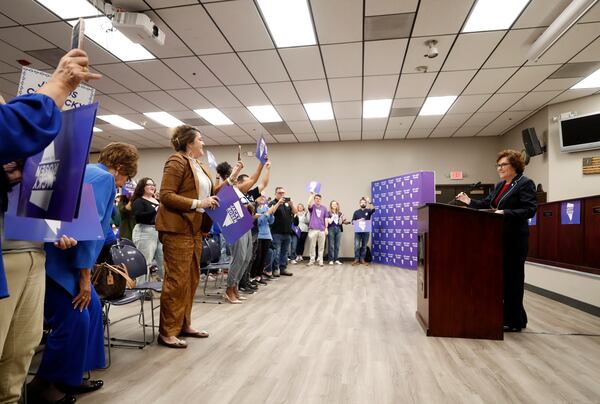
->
<box><xmin>17</xmin><ymin>66</ymin><xmax>95</xmax><ymax>109</ymax></box>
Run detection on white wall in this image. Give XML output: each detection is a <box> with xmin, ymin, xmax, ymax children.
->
<box><xmin>134</xmin><ymin>137</ymin><xmax>501</xmax><ymax>258</ymax></box>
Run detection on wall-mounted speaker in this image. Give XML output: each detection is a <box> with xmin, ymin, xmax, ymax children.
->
<box><xmin>522</xmin><ymin>128</ymin><xmax>544</xmax><ymax>156</ymax></box>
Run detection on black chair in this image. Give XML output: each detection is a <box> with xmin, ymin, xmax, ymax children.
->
<box><xmin>197</xmin><ymin>237</ymin><xmax>231</xmax><ymax>303</ymax></box>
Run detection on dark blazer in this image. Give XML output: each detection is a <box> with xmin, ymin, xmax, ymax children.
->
<box><xmin>469</xmin><ymin>174</ymin><xmax>537</xmax><ymax>236</ymax></box>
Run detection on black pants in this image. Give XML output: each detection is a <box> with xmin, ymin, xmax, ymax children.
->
<box><xmin>251</xmin><ymin>238</ymin><xmax>272</xmax><ymax>278</ymax></box>
<box><xmin>296</xmin><ymin>232</ymin><xmax>308</xmax><ymax>257</ymax></box>
<box><xmin>503</xmin><ymin>233</ymin><xmax>528</xmax><ymax>328</ymax></box>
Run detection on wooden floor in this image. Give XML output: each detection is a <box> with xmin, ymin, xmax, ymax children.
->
<box><xmin>78</xmin><ymin>263</ymin><xmax>600</xmax><ymax>404</ymax></box>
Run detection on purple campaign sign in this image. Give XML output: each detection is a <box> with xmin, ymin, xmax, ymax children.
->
<box><xmin>528</xmin><ymin>213</ymin><xmax>537</xmax><ymax>226</ymax></box>
<box><xmin>306</xmin><ymin>181</ymin><xmax>321</xmax><ymax>193</ymax></box>
<box><xmin>256</xmin><ymin>136</ymin><xmax>268</xmax><ymax>164</ymax></box>
<box><xmin>5</xmin><ymin>184</ymin><xmax>104</xmax><ymax>242</ymax></box>
<box><xmin>205</xmin><ymin>184</ymin><xmax>254</xmax><ymax>244</ymax></box>
<box><xmin>121</xmin><ymin>179</ymin><xmax>136</xmax><ymax>197</ymax></box>
<box><xmin>561</xmin><ymin>200</ymin><xmax>581</xmax><ymax>225</ymax></box>
<box><xmin>17</xmin><ymin>103</ymin><xmax>98</xmax><ymax>221</ymax></box>
<box><xmin>353</xmin><ymin>219</ymin><xmax>372</xmax><ymax>233</ymax></box>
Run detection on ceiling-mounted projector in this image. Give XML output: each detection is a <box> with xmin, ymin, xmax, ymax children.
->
<box><xmin>112</xmin><ymin>12</ymin><xmax>165</xmax><ymax>46</ymax></box>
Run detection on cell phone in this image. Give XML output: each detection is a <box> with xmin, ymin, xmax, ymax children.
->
<box><xmin>237</xmin><ymin>145</ymin><xmax>242</xmax><ymax>161</ymax></box>
<box><xmin>71</xmin><ymin>18</ymin><xmax>85</xmax><ymax>50</ymax></box>
<box><xmin>284</xmin><ymin>197</ymin><xmax>291</xmax><ymax>202</ymax></box>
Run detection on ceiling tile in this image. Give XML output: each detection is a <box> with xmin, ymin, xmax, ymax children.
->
<box><xmin>393</xmin><ymin>98</ymin><xmax>424</xmax><ymax>108</ymax></box>
<box><xmin>498</xmin><ymin>65</ymin><xmax>560</xmax><ymax>93</ymax></box>
<box><xmin>275</xmin><ymin>104</ymin><xmax>308</xmax><ymax>121</ymax></box>
<box><xmin>279</xmin><ymin>46</ymin><xmax>325</xmax><ymax>81</ymax></box>
<box><xmin>402</xmin><ymin>35</ymin><xmax>456</xmax><ymax>73</ymax></box>
<box><xmin>167</xmin><ymin>89</ymin><xmax>213</xmax><ymax>109</ymax></box>
<box><xmin>530</xmin><ymin>22</ymin><xmax>600</xmax><ymax>65</ymax></box>
<box><xmin>387</xmin><ymin>116</ymin><xmax>415</xmax><ymax>130</ymax></box>
<box><xmin>448</xmin><ymin>94</ymin><xmax>489</xmax><ymax>113</ymax></box>
<box><xmin>287</xmin><ymin>120</ymin><xmax>314</xmax><ymax>133</ymax></box>
<box><xmin>364</xmin><ymin>75</ymin><xmax>398</xmax><ymax>99</ymax></box>
<box><xmin>95</xmin><ymin>95</ymin><xmax>137</xmax><ymax>115</ymax></box>
<box><xmin>110</xmin><ymin>93</ymin><xmax>160</xmax><ymax>113</ymax></box>
<box><xmin>412</xmin><ymin>115</ymin><xmax>442</xmax><ymax>129</ymax></box>
<box><xmin>365</xmin><ymin>0</ymin><xmax>419</xmax><ymax>16</ymax></box>
<box><xmin>484</xmin><ymin>28</ymin><xmax>545</xmax><ymax>68</ymax></box>
<box><xmin>428</xmin><ymin>70</ymin><xmax>477</xmax><ymax>96</ymax></box>
<box><xmin>336</xmin><ymin>118</ymin><xmax>362</xmax><ymax>131</ymax></box>
<box><xmin>333</xmin><ymin>101</ymin><xmax>362</xmax><ymax>118</ymax></box>
<box><xmin>534</xmin><ymin>78</ymin><xmax>582</xmax><ymax>91</ymax></box>
<box><xmin>513</xmin><ymin>0</ymin><xmax>572</xmax><ymax>29</ymax></box>
<box><xmin>463</xmin><ymin>111</ymin><xmax>502</xmax><ymax>127</ymax></box>
<box><xmin>0</xmin><ymin>37</ymin><xmax>51</xmax><ymax>71</ymax></box>
<box><xmin>395</xmin><ymin>73</ymin><xmax>436</xmax><ymax>98</ymax></box>
<box><xmin>384</xmin><ymin>128</ymin><xmax>409</xmax><ymax>139</ymax></box>
<box><xmin>140</xmin><ymin>11</ymin><xmax>194</xmax><ymax>58</ymax></box>
<box><xmin>453</xmin><ymin>126</ymin><xmax>484</xmax><ymax>137</ymax></box>
<box><xmin>295</xmin><ymin>133</ymin><xmax>319</xmax><ymax>142</ymax></box>
<box><xmin>329</xmin><ymin>77</ymin><xmax>362</xmax><ymax>102</ymax></box>
<box><xmin>443</xmin><ymin>31</ymin><xmax>505</xmax><ymax>71</ymax></box>
<box><xmin>0</xmin><ymin>13</ymin><xmax>16</xmax><ymax>27</ymax></box>
<box><xmin>362</xmin><ymin>118</ymin><xmax>387</xmax><ymax>131</ymax></box>
<box><xmin>273</xmin><ymin>134</ymin><xmax>298</xmax><ymax>143</ymax></box>
<box><xmin>220</xmin><ymin>107</ymin><xmax>258</xmax><ymax>124</ymax></box>
<box><xmin>260</xmin><ymin>81</ymin><xmax>300</xmax><ymax>104</ymax></box>
<box><xmin>239</xmin><ymin>50</ymin><xmax>289</xmax><ymax>83</ymax></box>
<box><xmin>157</xmin><ymin>5</ymin><xmax>232</xmax><ymax>55</ymax></box>
<box><xmin>311</xmin><ymin>0</ymin><xmax>363</xmax><ymax>44</ymax></box>
<box><xmin>205</xmin><ymin>0</ymin><xmax>273</xmax><ymax>51</ymax></box>
<box><xmin>318</xmin><ymin>132</ymin><xmax>341</xmax><ymax>141</ymax></box>
<box><xmin>200</xmin><ymin>53</ymin><xmax>255</xmax><ymax>85</ymax></box>
<box><xmin>87</xmin><ymin>69</ymin><xmax>128</xmax><ymax>94</ymax></box>
<box><xmin>412</xmin><ymin>0</ymin><xmax>474</xmax><ymax>36</ymax></box>
<box><xmin>321</xmin><ymin>43</ymin><xmax>362</xmax><ymax>78</ymax></box>
<box><xmin>462</xmin><ymin>67</ymin><xmax>518</xmax><ymax>95</ymax></box>
<box><xmin>438</xmin><ymin>113</ymin><xmax>472</xmax><ymax>127</ymax></box>
<box><xmin>0</xmin><ymin>26</ymin><xmax>54</xmax><ymax>51</ymax></box>
<box><xmin>312</xmin><ymin>120</ymin><xmax>338</xmax><ymax>132</ymax></box>
<box><xmin>509</xmin><ymin>91</ymin><xmax>561</xmax><ymax>111</ymax></box>
<box><xmin>339</xmin><ymin>131</ymin><xmax>362</xmax><ymax>141</ymax></box>
<box><xmin>364</xmin><ymin>39</ymin><xmax>408</xmax><ymax>75</ymax></box>
<box><xmin>580</xmin><ymin>2</ymin><xmax>600</xmax><ymax>22</ymax></box>
<box><xmin>137</xmin><ymin>91</ymin><xmax>189</xmax><ymax>111</ymax></box>
<box><xmin>163</xmin><ymin>57</ymin><xmax>221</xmax><ymax>87</ymax></box>
<box><xmin>429</xmin><ymin>126</ymin><xmax>457</xmax><ymax>137</ymax></box>
<box><xmin>197</xmin><ymin>86</ymin><xmax>242</xmax><ymax>107</ymax></box>
<box><xmin>0</xmin><ymin>1</ymin><xmax>58</xmax><ymax>24</ymax></box>
<box><xmin>95</xmin><ymin>64</ymin><xmax>160</xmax><ymax>92</ymax></box>
<box><xmin>548</xmin><ymin>88</ymin><xmax>598</xmax><ymax>104</ymax></box>
<box><xmin>293</xmin><ymin>79</ymin><xmax>330</xmax><ymax>103</ymax></box>
<box><xmin>127</xmin><ymin>60</ymin><xmax>190</xmax><ymax>90</ymax></box>
<box><xmin>228</xmin><ymin>84</ymin><xmax>269</xmax><ymax>105</ymax></box>
<box><xmin>478</xmin><ymin>92</ymin><xmax>526</xmax><ymax>112</ymax></box>
<box><xmin>406</xmin><ymin>127</ymin><xmax>432</xmax><ymax>138</ymax></box>
<box><xmin>362</xmin><ymin>130</ymin><xmax>384</xmax><ymax>140</ymax></box>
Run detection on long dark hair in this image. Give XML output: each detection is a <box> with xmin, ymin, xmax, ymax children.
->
<box><xmin>132</xmin><ymin>177</ymin><xmax>154</xmax><ymax>202</ymax></box>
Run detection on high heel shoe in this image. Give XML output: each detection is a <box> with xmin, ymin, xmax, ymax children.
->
<box><xmin>223</xmin><ymin>293</ymin><xmax>242</xmax><ymax>304</ymax></box>
<box><xmin>236</xmin><ymin>295</ymin><xmax>247</xmax><ymax>301</ymax></box>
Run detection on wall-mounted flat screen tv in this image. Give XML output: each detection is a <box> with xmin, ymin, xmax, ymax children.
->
<box><xmin>560</xmin><ymin>111</ymin><xmax>600</xmax><ymax>153</ymax></box>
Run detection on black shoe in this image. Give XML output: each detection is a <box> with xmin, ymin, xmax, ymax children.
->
<box><xmin>262</xmin><ymin>272</ymin><xmax>273</xmax><ymax>279</ymax></box>
<box><xmin>250</xmin><ymin>280</ymin><xmax>258</xmax><ymax>286</ymax></box>
<box><xmin>27</xmin><ymin>384</ymin><xmax>76</xmax><ymax>404</ymax></box>
<box><xmin>57</xmin><ymin>379</ymin><xmax>104</xmax><ymax>394</ymax></box>
<box><xmin>503</xmin><ymin>325</ymin><xmax>522</xmax><ymax>332</ymax></box>
<box><xmin>257</xmin><ymin>279</ymin><xmax>268</xmax><ymax>285</ymax></box>
<box><xmin>280</xmin><ymin>270</ymin><xmax>293</xmax><ymax>276</ymax></box>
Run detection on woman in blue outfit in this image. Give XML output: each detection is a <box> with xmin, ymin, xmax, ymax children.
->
<box><xmin>28</xmin><ymin>143</ymin><xmax>139</xmax><ymax>404</ymax></box>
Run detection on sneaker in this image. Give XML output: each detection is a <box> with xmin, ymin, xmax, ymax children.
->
<box><xmin>280</xmin><ymin>270</ymin><xmax>293</xmax><ymax>276</ymax></box>
<box><xmin>296</xmin><ymin>256</ymin><xmax>304</xmax><ymax>262</ymax></box>
<box><xmin>307</xmin><ymin>261</ymin><xmax>315</xmax><ymax>266</ymax></box>
<box><xmin>290</xmin><ymin>259</ymin><xmax>298</xmax><ymax>264</ymax></box>
<box><xmin>335</xmin><ymin>260</ymin><xmax>343</xmax><ymax>265</ymax></box>
<box><xmin>273</xmin><ymin>269</ymin><xmax>280</xmax><ymax>277</ymax></box>
<box><xmin>329</xmin><ymin>261</ymin><xmax>334</xmax><ymax>265</ymax></box>
<box><xmin>318</xmin><ymin>261</ymin><xmax>324</xmax><ymax>267</ymax></box>
<box><xmin>257</xmin><ymin>279</ymin><xmax>268</xmax><ymax>285</ymax></box>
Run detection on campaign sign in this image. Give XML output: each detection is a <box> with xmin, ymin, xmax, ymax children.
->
<box><xmin>206</xmin><ymin>150</ymin><xmax>217</xmax><ymax>170</ymax></box>
<box><xmin>205</xmin><ymin>184</ymin><xmax>254</xmax><ymax>244</ymax></box>
<box><xmin>561</xmin><ymin>200</ymin><xmax>581</xmax><ymax>225</ymax></box>
<box><xmin>17</xmin><ymin>103</ymin><xmax>98</xmax><ymax>221</ymax></box>
<box><xmin>17</xmin><ymin>66</ymin><xmax>95</xmax><ymax>110</ymax></box>
<box><xmin>528</xmin><ymin>213</ymin><xmax>537</xmax><ymax>226</ymax></box>
<box><xmin>353</xmin><ymin>219</ymin><xmax>372</xmax><ymax>233</ymax></box>
<box><xmin>306</xmin><ymin>181</ymin><xmax>321</xmax><ymax>193</ymax></box>
<box><xmin>121</xmin><ymin>179</ymin><xmax>137</xmax><ymax>197</ymax></box>
<box><xmin>256</xmin><ymin>136</ymin><xmax>268</xmax><ymax>164</ymax></box>
<box><xmin>5</xmin><ymin>184</ymin><xmax>104</xmax><ymax>242</ymax></box>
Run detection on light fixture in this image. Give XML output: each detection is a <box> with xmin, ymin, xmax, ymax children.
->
<box><xmin>257</xmin><ymin>0</ymin><xmax>316</xmax><ymax>47</ymax></box>
<box><xmin>527</xmin><ymin>0</ymin><xmax>599</xmax><ymax>62</ymax></box>
<box><xmin>97</xmin><ymin>115</ymin><xmax>144</xmax><ymax>130</ymax></box>
<box><xmin>247</xmin><ymin>105</ymin><xmax>282</xmax><ymax>123</ymax></box>
<box><xmin>194</xmin><ymin>108</ymin><xmax>234</xmax><ymax>126</ymax></box>
<box><xmin>572</xmin><ymin>67</ymin><xmax>600</xmax><ymax>89</ymax></box>
<box><xmin>35</xmin><ymin>0</ymin><xmax>99</xmax><ymax>19</ymax></box>
<box><xmin>419</xmin><ymin>96</ymin><xmax>457</xmax><ymax>116</ymax></box>
<box><xmin>304</xmin><ymin>102</ymin><xmax>334</xmax><ymax>121</ymax></box>
<box><xmin>92</xmin><ymin>126</ymin><xmax>103</xmax><ymax>132</ymax></box>
<box><xmin>143</xmin><ymin>112</ymin><xmax>185</xmax><ymax>128</ymax></box>
<box><xmin>68</xmin><ymin>17</ymin><xmax>154</xmax><ymax>62</ymax></box>
<box><xmin>363</xmin><ymin>99</ymin><xmax>392</xmax><ymax>119</ymax></box>
<box><xmin>463</xmin><ymin>0</ymin><xmax>529</xmax><ymax>33</ymax></box>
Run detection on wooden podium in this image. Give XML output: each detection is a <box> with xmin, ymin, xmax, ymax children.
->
<box><xmin>416</xmin><ymin>203</ymin><xmax>504</xmax><ymax>340</ymax></box>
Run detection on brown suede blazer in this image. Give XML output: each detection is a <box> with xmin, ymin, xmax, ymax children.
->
<box><xmin>155</xmin><ymin>152</ymin><xmax>220</xmax><ymax>236</ymax></box>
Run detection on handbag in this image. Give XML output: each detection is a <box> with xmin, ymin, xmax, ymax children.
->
<box><xmin>91</xmin><ymin>263</ymin><xmax>135</xmax><ymax>300</ymax></box>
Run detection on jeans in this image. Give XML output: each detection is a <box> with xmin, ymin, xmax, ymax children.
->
<box><xmin>354</xmin><ymin>232</ymin><xmax>370</xmax><ymax>259</ymax></box>
<box><xmin>328</xmin><ymin>227</ymin><xmax>342</xmax><ymax>261</ymax></box>
<box><xmin>289</xmin><ymin>234</ymin><xmax>298</xmax><ymax>260</ymax></box>
<box><xmin>271</xmin><ymin>233</ymin><xmax>291</xmax><ymax>271</ymax></box>
<box><xmin>132</xmin><ymin>224</ymin><xmax>164</xmax><ymax>281</ymax></box>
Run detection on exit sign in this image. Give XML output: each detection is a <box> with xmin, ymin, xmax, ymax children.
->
<box><xmin>450</xmin><ymin>171</ymin><xmax>463</xmax><ymax>180</ymax></box>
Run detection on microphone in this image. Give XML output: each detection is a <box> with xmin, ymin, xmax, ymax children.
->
<box><xmin>470</xmin><ymin>181</ymin><xmax>482</xmax><ymax>190</ymax></box>
<box><xmin>447</xmin><ymin>181</ymin><xmax>482</xmax><ymax>205</ymax></box>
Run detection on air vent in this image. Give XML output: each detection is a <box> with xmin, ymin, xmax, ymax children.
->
<box><xmin>390</xmin><ymin>107</ymin><xmax>420</xmax><ymax>117</ymax></box>
<box><xmin>262</xmin><ymin>121</ymin><xmax>292</xmax><ymax>135</ymax></box>
<box><xmin>364</xmin><ymin>13</ymin><xmax>414</xmax><ymax>41</ymax></box>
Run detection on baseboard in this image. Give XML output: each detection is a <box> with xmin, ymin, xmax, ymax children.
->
<box><xmin>525</xmin><ymin>283</ymin><xmax>600</xmax><ymax>317</ymax></box>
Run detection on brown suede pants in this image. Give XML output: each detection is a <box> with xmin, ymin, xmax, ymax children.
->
<box><xmin>159</xmin><ymin>232</ymin><xmax>202</xmax><ymax>337</ymax></box>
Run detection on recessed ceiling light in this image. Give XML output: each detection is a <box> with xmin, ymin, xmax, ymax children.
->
<box><xmin>247</xmin><ymin>105</ymin><xmax>282</xmax><ymax>123</ymax></box>
<box><xmin>304</xmin><ymin>102</ymin><xmax>334</xmax><ymax>121</ymax></box>
<box><xmin>193</xmin><ymin>108</ymin><xmax>234</xmax><ymax>126</ymax></box>
<box><xmin>363</xmin><ymin>99</ymin><xmax>392</xmax><ymax>119</ymax></box>
<box><xmin>35</xmin><ymin>0</ymin><xmax>99</xmax><ymax>19</ymax></box>
<box><xmin>143</xmin><ymin>112</ymin><xmax>185</xmax><ymax>128</ymax></box>
<box><xmin>419</xmin><ymin>96</ymin><xmax>458</xmax><ymax>116</ymax></box>
<box><xmin>68</xmin><ymin>17</ymin><xmax>154</xmax><ymax>62</ymax></box>
<box><xmin>97</xmin><ymin>115</ymin><xmax>144</xmax><ymax>130</ymax></box>
<box><xmin>92</xmin><ymin>126</ymin><xmax>102</xmax><ymax>132</ymax></box>
<box><xmin>257</xmin><ymin>0</ymin><xmax>316</xmax><ymax>47</ymax></box>
<box><xmin>463</xmin><ymin>0</ymin><xmax>529</xmax><ymax>33</ymax></box>
<box><xmin>571</xmin><ymin>67</ymin><xmax>600</xmax><ymax>89</ymax></box>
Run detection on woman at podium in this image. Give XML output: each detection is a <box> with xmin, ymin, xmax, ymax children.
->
<box><xmin>456</xmin><ymin>149</ymin><xmax>536</xmax><ymax>332</ymax></box>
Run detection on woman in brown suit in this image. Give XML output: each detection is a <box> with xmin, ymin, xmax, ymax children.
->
<box><xmin>156</xmin><ymin>125</ymin><xmax>240</xmax><ymax>348</ymax></box>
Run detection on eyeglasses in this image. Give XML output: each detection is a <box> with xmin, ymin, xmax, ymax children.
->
<box><xmin>495</xmin><ymin>163</ymin><xmax>511</xmax><ymax>169</ymax></box>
